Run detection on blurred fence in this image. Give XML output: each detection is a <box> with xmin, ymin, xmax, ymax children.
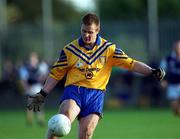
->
<box><xmin>2</xmin><ymin>20</ymin><xmax>180</xmax><ymax>62</ymax></box>
<box><xmin>0</xmin><ymin>20</ymin><xmax>180</xmax><ymax>109</ymax></box>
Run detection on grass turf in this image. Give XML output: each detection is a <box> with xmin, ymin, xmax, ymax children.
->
<box><xmin>0</xmin><ymin>109</ymin><xmax>180</xmax><ymax>139</ymax></box>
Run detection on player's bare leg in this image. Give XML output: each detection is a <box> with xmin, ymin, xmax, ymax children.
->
<box><xmin>171</xmin><ymin>99</ymin><xmax>180</xmax><ymax>116</ymax></box>
<box><xmin>178</xmin><ymin>99</ymin><xmax>180</xmax><ymax>116</ymax></box>
<box><xmin>46</xmin><ymin>99</ymin><xmax>80</xmax><ymax>139</ymax></box>
<box><xmin>78</xmin><ymin>114</ymin><xmax>100</xmax><ymax>139</ymax></box>
<box><xmin>36</xmin><ymin>111</ymin><xmax>45</xmax><ymax>126</ymax></box>
<box><xmin>26</xmin><ymin>109</ymin><xmax>33</xmax><ymax>126</ymax></box>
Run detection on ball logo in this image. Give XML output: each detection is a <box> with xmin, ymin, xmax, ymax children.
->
<box><xmin>75</xmin><ymin>60</ymin><xmax>84</xmax><ymax>68</ymax></box>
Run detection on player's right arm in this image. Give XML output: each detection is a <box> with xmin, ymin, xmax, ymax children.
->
<box><xmin>41</xmin><ymin>76</ymin><xmax>59</xmax><ymax>94</ymax></box>
<box><xmin>27</xmin><ymin>49</ymin><xmax>69</xmax><ymax>112</ymax></box>
<box><xmin>41</xmin><ymin>49</ymin><xmax>69</xmax><ymax>93</ymax></box>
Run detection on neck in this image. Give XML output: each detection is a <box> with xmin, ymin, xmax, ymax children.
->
<box><xmin>84</xmin><ymin>42</ymin><xmax>95</xmax><ymax>47</ymax></box>
<box><xmin>83</xmin><ymin>42</ymin><xmax>96</xmax><ymax>50</ymax></box>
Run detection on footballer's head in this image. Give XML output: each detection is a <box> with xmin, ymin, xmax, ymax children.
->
<box><xmin>81</xmin><ymin>13</ymin><xmax>100</xmax><ymax>46</ymax></box>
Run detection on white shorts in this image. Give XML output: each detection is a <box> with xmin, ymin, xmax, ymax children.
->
<box><xmin>167</xmin><ymin>84</ymin><xmax>180</xmax><ymax>100</ymax></box>
<box><xmin>27</xmin><ymin>84</ymin><xmax>42</xmax><ymax>95</ymax></box>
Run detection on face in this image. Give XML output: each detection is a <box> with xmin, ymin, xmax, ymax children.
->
<box><xmin>30</xmin><ymin>53</ymin><xmax>39</xmax><ymax>67</ymax></box>
<box><xmin>81</xmin><ymin>23</ymin><xmax>100</xmax><ymax>45</ymax></box>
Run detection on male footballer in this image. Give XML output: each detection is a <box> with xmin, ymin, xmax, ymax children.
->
<box><xmin>160</xmin><ymin>40</ymin><xmax>180</xmax><ymax>116</ymax></box>
<box><xmin>27</xmin><ymin>13</ymin><xmax>165</xmax><ymax>139</ymax></box>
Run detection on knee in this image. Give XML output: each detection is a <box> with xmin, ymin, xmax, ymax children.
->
<box><xmin>80</xmin><ymin>125</ymin><xmax>94</xmax><ymax>138</ymax></box>
<box><xmin>59</xmin><ymin>108</ymin><xmax>71</xmax><ymax>119</ymax></box>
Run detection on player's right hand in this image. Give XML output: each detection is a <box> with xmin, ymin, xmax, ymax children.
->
<box><xmin>27</xmin><ymin>90</ymin><xmax>47</xmax><ymax>112</ymax></box>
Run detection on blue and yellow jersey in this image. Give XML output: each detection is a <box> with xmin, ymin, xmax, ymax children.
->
<box><xmin>49</xmin><ymin>35</ymin><xmax>135</xmax><ymax>90</ymax></box>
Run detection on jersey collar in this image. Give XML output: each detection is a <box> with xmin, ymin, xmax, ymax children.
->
<box><xmin>78</xmin><ymin>35</ymin><xmax>101</xmax><ymax>50</ymax></box>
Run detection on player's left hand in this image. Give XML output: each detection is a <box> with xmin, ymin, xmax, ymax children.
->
<box><xmin>27</xmin><ymin>91</ymin><xmax>46</xmax><ymax>112</ymax></box>
<box><xmin>151</xmin><ymin>68</ymin><xmax>166</xmax><ymax>81</ymax></box>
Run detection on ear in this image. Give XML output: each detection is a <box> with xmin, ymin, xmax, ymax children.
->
<box><xmin>96</xmin><ymin>26</ymin><xmax>100</xmax><ymax>33</ymax></box>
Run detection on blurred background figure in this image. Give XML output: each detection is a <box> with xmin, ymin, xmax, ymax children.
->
<box><xmin>2</xmin><ymin>59</ymin><xmax>18</xmax><ymax>82</ymax></box>
<box><xmin>0</xmin><ymin>59</ymin><xmax>21</xmax><ymax>109</ymax></box>
<box><xmin>19</xmin><ymin>52</ymin><xmax>49</xmax><ymax>126</ymax></box>
<box><xmin>160</xmin><ymin>40</ymin><xmax>180</xmax><ymax>116</ymax></box>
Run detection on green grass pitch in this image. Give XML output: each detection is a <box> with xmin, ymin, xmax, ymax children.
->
<box><xmin>0</xmin><ymin>109</ymin><xmax>180</xmax><ymax>139</ymax></box>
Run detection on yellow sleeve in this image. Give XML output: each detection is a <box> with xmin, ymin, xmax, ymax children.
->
<box><xmin>111</xmin><ymin>45</ymin><xmax>135</xmax><ymax>70</ymax></box>
<box><xmin>49</xmin><ymin>49</ymin><xmax>69</xmax><ymax>81</ymax></box>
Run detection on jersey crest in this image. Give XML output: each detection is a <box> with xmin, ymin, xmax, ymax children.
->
<box><xmin>75</xmin><ymin>59</ymin><xmax>84</xmax><ymax>68</ymax></box>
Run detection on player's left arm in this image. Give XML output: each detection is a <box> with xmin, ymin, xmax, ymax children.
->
<box><xmin>132</xmin><ymin>61</ymin><xmax>166</xmax><ymax>81</ymax></box>
<box><xmin>132</xmin><ymin>61</ymin><xmax>152</xmax><ymax>75</ymax></box>
<box><xmin>110</xmin><ymin>45</ymin><xmax>165</xmax><ymax>81</ymax></box>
